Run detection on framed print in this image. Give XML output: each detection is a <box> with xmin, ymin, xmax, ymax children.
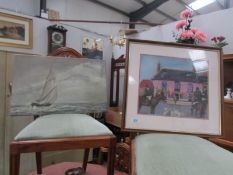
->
<box><xmin>122</xmin><ymin>39</ymin><xmax>223</xmax><ymax>136</ymax></box>
<box><xmin>0</xmin><ymin>12</ymin><xmax>32</xmax><ymax>48</ymax></box>
<box><xmin>82</xmin><ymin>37</ymin><xmax>103</xmax><ymax>59</ymax></box>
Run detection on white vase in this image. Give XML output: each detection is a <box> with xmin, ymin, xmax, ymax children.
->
<box><xmin>224</xmin><ymin>88</ymin><xmax>232</xmax><ymax>99</ymax></box>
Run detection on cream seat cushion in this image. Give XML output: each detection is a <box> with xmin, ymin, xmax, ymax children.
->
<box><xmin>15</xmin><ymin>114</ymin><xmax>113</xmax><ymax>141</ymax></box>
<box><xmin>134</xmin><ymin>133</ymin><xmax>233</xmax><ymax>175</ymax></box>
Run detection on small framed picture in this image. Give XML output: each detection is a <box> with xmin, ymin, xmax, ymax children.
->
<box><xmin>0</xmin><ymin>12</ymin><xmax>32</xmax><ymax>48</ymax></box>
<box><xmin>122</xmin><ymin>39</ymin><xmax>223</xmax><ymax>136</ymax></box>
<box><xmin>82</xmin><ymin>37</ymin><xmax>103</xmax><ymax>59</ymax></box>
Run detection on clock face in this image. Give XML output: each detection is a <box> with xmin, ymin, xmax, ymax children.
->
<box><xmin>52</xmin><ymin>31</ymin><xmax>64</xmax><ymax>44</ymax></box>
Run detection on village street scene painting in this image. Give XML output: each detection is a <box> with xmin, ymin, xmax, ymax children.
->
<box><xmin>138</xmin><ymin>54</ymin><xmax>208</xmax><ymax>119</ymax></box>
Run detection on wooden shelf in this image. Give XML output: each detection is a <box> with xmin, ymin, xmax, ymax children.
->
<box><xmin>221</xmin><ymin>54</ymin><xmax>233</xmax><ymax>143</ymax></box>
<box><xmin>224</xmin><ymin>99</ymin><xmax>233</xmax><ymax>104</ymax></box>
<box><xmin>223</xmin><ymin>54</ymin><xmax>233</xmax><ymax>60</ymax></box>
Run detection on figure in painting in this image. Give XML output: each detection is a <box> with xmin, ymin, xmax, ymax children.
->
<box><xmin>139</xmin><ymin>80</ymin><xmax>154</xmax><ymax>107</ymax></box>
<box><xmin>191</xmin><ymin>86</ymin><xmax>207</xmax><ymax>118</ymax></box>
<box><xmin>138</xmin><ymin>80</ymin><xmax>166</xmax><ymax>114</ymax></box>
<box><xmin>200</xmin><ymin>86</ymin><xmax>208</xmax><ymax>117</ymax></box>
<box><xmin>150</xmin><ymin>90</ymin><xmax>166</xmax><ymax>114</ymax></box>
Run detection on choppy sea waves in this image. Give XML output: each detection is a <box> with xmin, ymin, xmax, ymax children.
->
<box><xmin>10</xmin><ymin>103</ymin><xmax>107</xmax><ymax>116</ymax></box>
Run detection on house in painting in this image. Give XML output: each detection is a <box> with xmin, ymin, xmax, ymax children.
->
<box><xmin>151</xmin><ymin>63</ymin><xmax>207</xmax><ymax>103</ymax></box>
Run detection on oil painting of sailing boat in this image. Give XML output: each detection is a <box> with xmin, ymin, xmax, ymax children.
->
<box><xmin>10</xmin><ymin>55</ymin><xmax>107</xmax><ymax>116</ymax></box>
<box><xmin>31</xmin><ymin>69</ymin><xmax>57</xmax><ymax>107</ymax></box>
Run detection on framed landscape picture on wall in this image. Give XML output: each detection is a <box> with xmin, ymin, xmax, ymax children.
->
<box><xmin>0</xmin><ymin>12</ymin><xmax>32</xmax><ymax>48</ymax></box>
<box><xmin>82</xmin><ymin>36</ymin><xmax>103</xmax><ymax>59</ymax></box>
<box><xmin>122</xmin><ymin>39</ymin><xmax>223</xmax><ymax>136</ymax></box>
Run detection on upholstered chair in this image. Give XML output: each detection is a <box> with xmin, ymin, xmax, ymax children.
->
<box><xmin>9</xmin><ymin>47</ymin><xmax>116</xmax><ymax>175</ymax></box>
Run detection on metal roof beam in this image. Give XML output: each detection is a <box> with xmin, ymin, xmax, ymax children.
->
<box><xmin>155</xmin><ymin>8</ymin><xmax>177</xmax><ymax>21</ymax></box>
<box><xmin>216</xmin><ymin>0</ymin><xmax>224</xmax><ymax>9</ymax></box>
<box><xmin>134</xmin><ymin>0</ymin><xmax>147</xmax><ymax>6</ymax></box>
<box><xmin>40</xmin><ymin>0</ymin><xmax>46</xmax><ymax>16</ymax></box>
<box><xmin>134</xmin><ymin>0</ymin><xmax>177</xmax><ymax>21</ymax></box>
<box><xmin>129</xmin><ymin>0</ymin><xmax>169</xmax><ymax>19</ymax></box>
<box><xmin>224</xmin><ymin>0</ymin><xmax>230</xmax><ymax>9</ymax></box>
<box><xmin>86</xmin><ymin>0</ymin><xmax>156</xmax><ymax>28</ymax></box>
<box><xmin>86</xmin><ymin>0</ymin><xmax>128</xmax><ymax>16</ymax></box>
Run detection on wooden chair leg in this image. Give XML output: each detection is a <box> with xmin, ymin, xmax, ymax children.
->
<box><xmin>82</xmin><ymin>148</ymin><xmax>90</xmax><ymax>172</ymax></box>
<box><xmin>36</xmin><ymin>152</ymin><xmax>42</xmax><ymax>174</ymax></box>
<box><xmin>107</xmin><ymin>138</ymin><xmax>116</xmax><ymax>175</ymax></box>
<box><xmin>10</xmin><ymin>153</ymin><xmax>20</xmax><ymax>175</ymax></box>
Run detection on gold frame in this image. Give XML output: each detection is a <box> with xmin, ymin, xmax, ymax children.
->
<box><xmin>0</xmin><ymin>12</ymin><xmax>32</xmax><ymax>48</ymax></box>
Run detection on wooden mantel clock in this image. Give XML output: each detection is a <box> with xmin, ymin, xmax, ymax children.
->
<box><xmin>47</xmin><ymin>24</ymin><xmax>67</xmax><ymax>54</ymax></box>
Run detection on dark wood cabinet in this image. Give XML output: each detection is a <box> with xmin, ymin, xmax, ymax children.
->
<box><xmin>223</xmin><ymin>100</ymin><xmax>233</xmax><ymax>141</ymax></box>
<box><xmin>211</xmin><ymin>54</ymin><xmax>233</xmax><ymax>150</ymax></box>
<box><xmin>222</xmin><ymin>54</ymin><xmax>233</xmax><ymax>141</ymax></box>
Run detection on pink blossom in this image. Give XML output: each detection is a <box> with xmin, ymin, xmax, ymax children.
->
<box><xmin>176</xmin><ymin>20</ymin><xmax>187</xmax><ymax>30</ymax></box>
<box><xmin>217</xmin><ymin>36</ymin><xmax>225</xmax><ymax>42</ymax></box>
<box><xmin>211</xmin><ymin>37</ymin><xmax>217</xmax><ymax>43</ymax></box>
<box><xmin>211</xmin><ymin>35</ymin><xmax>228</xmax><ymax>47</ymax></box>
<box><xmin>180</xmin><ymin>9</ymin><xmax>192</xmax><ymax>19</ymax></box>
<box><xmin>190</xmin><ymin>28</ymin><xmax>198</xmax><ymax>34</ymax></box>
<box><xmin>195</xmin><ymin>31</ymin><xmax>207</xmax><ymax>42</ymax></box>
<box><xmin>180</xmin><ymin>30</ymin><xmax>194</xmax><ymax>39</ymax></box>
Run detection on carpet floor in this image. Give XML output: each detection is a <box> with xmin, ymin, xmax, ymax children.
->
<box><xmin>27</xmin><ymin>162</ymin><xmax>128</xmax><ymax>175</ymax></box>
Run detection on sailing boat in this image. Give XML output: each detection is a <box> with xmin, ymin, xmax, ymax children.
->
<box><xmin>31</xmin><ymin>68</ymin><xmax>57</xmax><ymax>107</ymax></box>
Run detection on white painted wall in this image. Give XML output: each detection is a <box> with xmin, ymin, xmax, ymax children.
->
<box><xmin>133</xmin><ymin>7</ymin><xmax>233</xmax><ymax>54</ymax></box>
<box><xmin>0</xmin><ymin>0</ymin><xmax>39</xmax><ymax>16</ymax></box>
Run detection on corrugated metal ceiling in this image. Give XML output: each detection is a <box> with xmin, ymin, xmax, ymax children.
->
<box><xmin>89</xmin><ymin>0</ymin><xmax>232</xmax><ymax>26</ymax></box>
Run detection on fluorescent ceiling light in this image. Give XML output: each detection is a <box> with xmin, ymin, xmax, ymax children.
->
<box><xmin>189</xmin><ymin>0</ymin><xmax>215</xmax><ymax>10</ymax></box>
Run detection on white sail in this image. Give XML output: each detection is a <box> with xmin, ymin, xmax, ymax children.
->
<box><xmin>31</xmin><ymin>69</ymin><xmax>57</xmax><ymax>107</ymax></box>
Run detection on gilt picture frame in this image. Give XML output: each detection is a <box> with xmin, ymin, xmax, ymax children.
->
<box><xmin>0</xmin><ymin>12</ymin><xmax>32</xmax><ymax>48</ymax></box>
<box><xmin>122</xmin><ymin>39</ymin><xmax>223</xmax><ymax>136</ymax></box>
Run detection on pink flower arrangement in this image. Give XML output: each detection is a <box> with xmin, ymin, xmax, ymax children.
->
<box><xmin>180</xmin><ymin>30</ymin><xmax>193</xmax><ymax>38</ymax></box>
<box><xmin>180</xmin><ymin>9</ymin><xmax>192</xmax><ymax>19</ymax></box>
<box><xmin>195</xmin><ymin>31</ymin><xmax>208</xmax><ymax>42</ymax></box>
<box><xmin>211</xmin><ymin>36</ymin><xmax>228</xmax><ymax>48</ymax></box>
<box><xmin>176</xmin><ymin>20</ymin><xmax>186</xmax><ymax>30</ymax></box>
<box><xmin>174</xmin><ymin>9</ymin><xmax>207</xmax><ymax>44</ymax></box>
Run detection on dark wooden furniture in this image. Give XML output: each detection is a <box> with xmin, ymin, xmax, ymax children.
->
<box><xmin>110</xmin><ymin>55</ymin><xmax>126</xmax><ymax>107</ymax></box>
<box><xmin>10</xmin><ymin>47</ymin><xmax>116</xmax><ymax>175</ymax></box>
<box><xmin>210</xmin><ymin>54</ymin><xmax>233</xmax><ymax>150</ymax></box>
<box><xmin>48</xmin><ymin>46</ymin><xmax>82</xmax><ymax>58</ymax></box>
<box><xmin>103</xmin><ymin>55</ymin><xmax>130</xmax><ymax>173</ymax></box>
<box><xmin>107</xmin><ymin>55</ymin><xmax>127</xmax><ymax>141</ymax></box>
